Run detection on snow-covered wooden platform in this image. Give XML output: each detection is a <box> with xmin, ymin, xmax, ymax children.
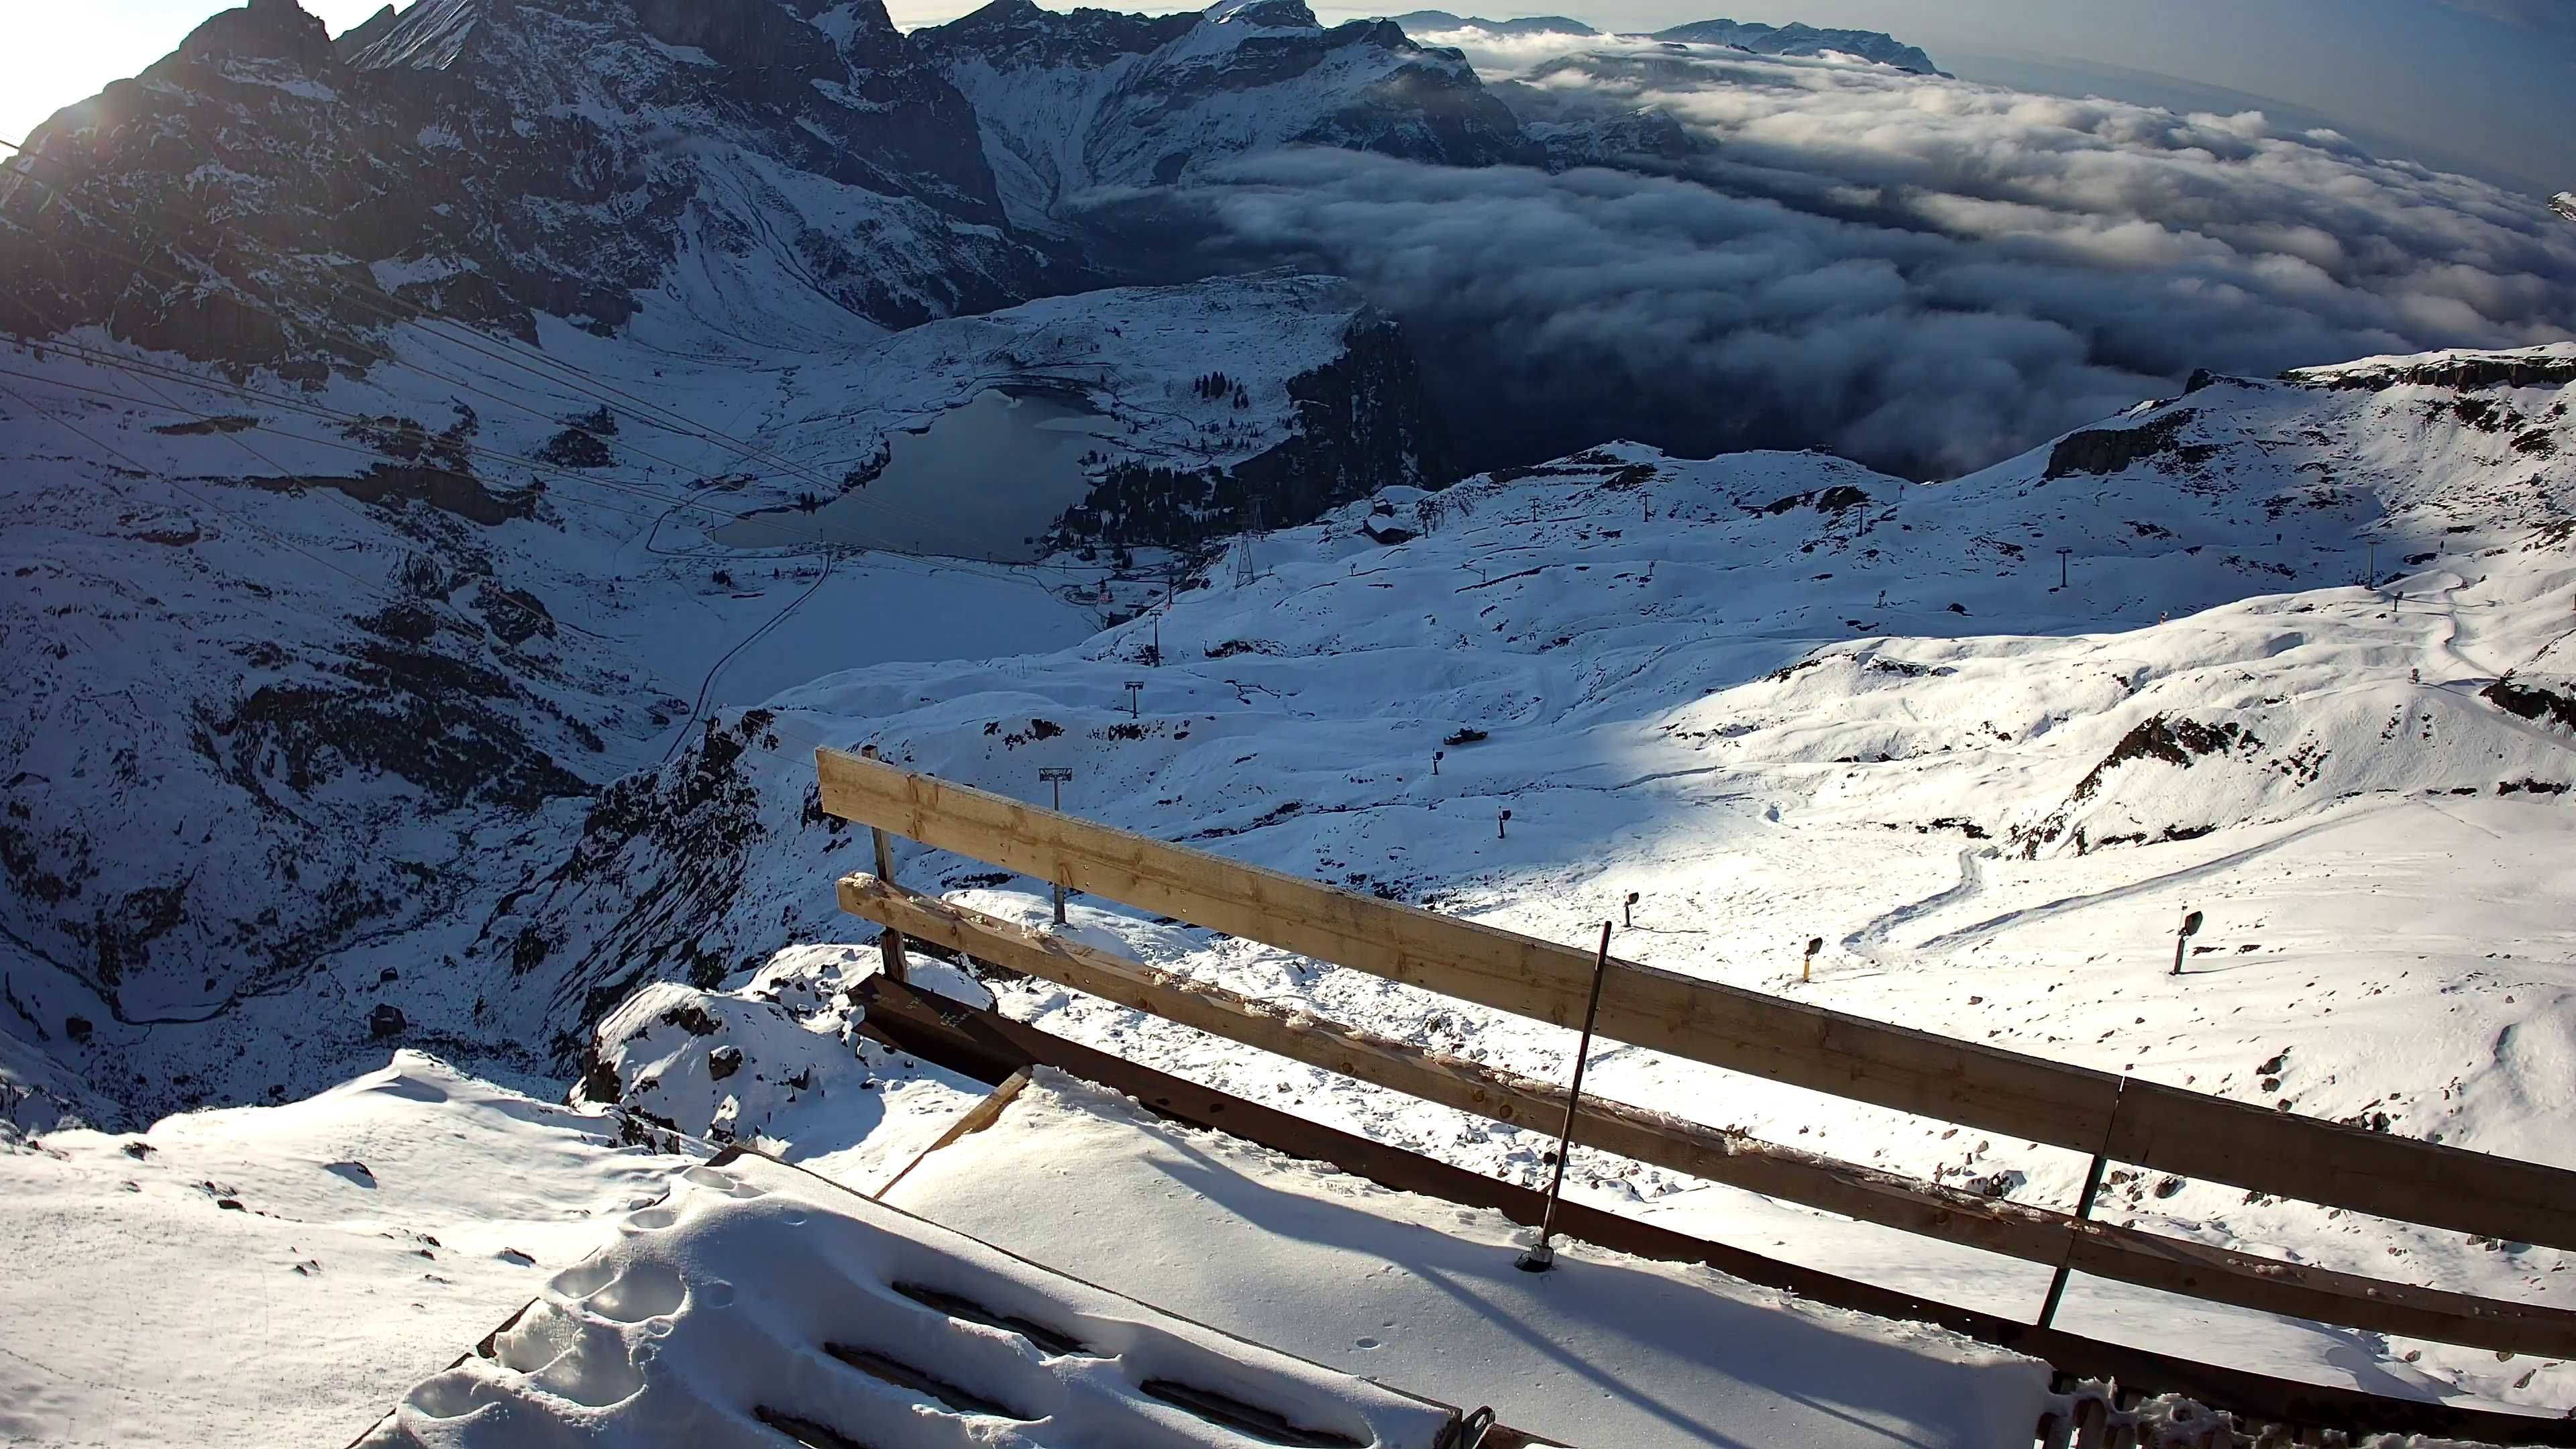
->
<box><xmin>879</xmin><ymin>1070</ymin><xmax>2053</xmax><ymax>1449</ymax></box>
<box><xmin>356</xmin><ymin>1148</ymin><xmax>1489</xmax><ymax>1448</ymax></box>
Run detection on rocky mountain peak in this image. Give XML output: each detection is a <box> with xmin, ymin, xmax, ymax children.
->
<box><xmin>1206</xmin><ymin>0</ymin><xmax>1325</xmax><ymax>28</ymax></box>
<box><xmin>0</xmin><ymin>0</ymin><xmax>1073</xmax><ymax>372</ymax></box>
<box><xmin>176</xmin><ymin>0</ymin><xmax>341</xmax><ymax>72</ymax></box>
<box><xmin>331</xmin><ymin>4</ymin><xmax>402</xmax><ymax>60</ymax></box>
<box><xmin>921</xmin><ymin>0</ymin><xmax>1200</xmax><ymax>66</ymax></box>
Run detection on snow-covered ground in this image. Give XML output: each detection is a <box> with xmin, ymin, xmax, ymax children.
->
<box><xmin>517</xmin><ymin>346</ymin><xmax>2576</xmax><ymax>1415</ymax></box>
<box><xmin>5</xmin><ymin>343</ymin><xmax>2573</xmax><ymax>1442</ymax></box>
<box><xmin>0</xmin><ymin>1055</ymin><xmax>690</xmax><ymax>1447</ymax></box>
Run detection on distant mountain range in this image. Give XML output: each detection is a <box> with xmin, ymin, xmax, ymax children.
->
<box><xmin>1388</xmin><ymin>10</ymin><xmax>1946</xmax><ymax>74</ymax></box>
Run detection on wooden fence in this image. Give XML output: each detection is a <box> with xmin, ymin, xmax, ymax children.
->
<box><xmin>815</xmin><ymin>745</ymin><xmax>2576</xmax><ymax>1364</ymax></box>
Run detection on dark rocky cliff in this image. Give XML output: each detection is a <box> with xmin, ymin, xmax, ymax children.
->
<box><xmin>1053</xmin><ymin>308</ymin><xmax>1458</xmax><ymax>550</ymax></box>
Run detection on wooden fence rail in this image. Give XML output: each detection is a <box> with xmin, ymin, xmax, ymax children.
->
<box><xmin>815</xmin><ymin>746</ymin><xmax>2576</xmax><ymax>1358</ymax></box>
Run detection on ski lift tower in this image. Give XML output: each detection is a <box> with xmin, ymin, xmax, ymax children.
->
<box><xmin>1234</xmin><ymin>494</ymin><xmax>1263</xmax><ymax>587</ymax></box>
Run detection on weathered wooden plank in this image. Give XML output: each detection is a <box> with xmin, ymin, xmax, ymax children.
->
<box><xmin>845</xmin><ymin>976</ymin><xmax>2576</xmax><ymax>1449</ymax></box>
<box><xmin>816</xmin><ymin>747</ymin><xmax>2576</xmax><ymax>1254</ymax></box>
<box><xmin>2059</xmin><ymin>1227</ymin><xmax>2576</xmax><ymax>1357</ymax></box>
<box><xmin>871</xmin><ymin>1069</ymin><xmax>1030</xmax><ymax>1202</ymax></box>
<box><xmin>839</xmin><ymin>874</ymin><xmax>2576</xmax><ymax>1359</ymax></box>
<box><xmin>2102</xmin><ymin>1080</ymin><xmax>2576</xmax><ymax>1256</ymax></box>
<box><xmin>816</xmin><ymin>747</ymin><xmax>2119</xmax><ymax>1148</ymax></box>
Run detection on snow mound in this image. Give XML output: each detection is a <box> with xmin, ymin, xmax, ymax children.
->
<box><xmin>360</xmin><ymin>1144</ymin><xmax>1464</xmax><ymax>1448</ymax></box>
<box><xmin>580</xmin><ymin>945</ymin><xmax>991</xmax><ymax>1185</ymax></box>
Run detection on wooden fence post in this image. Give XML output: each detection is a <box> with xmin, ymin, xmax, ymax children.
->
<box><xmin>859</xmin><ymin>746</ymin><xmax>908</xmax><ymax>983</ymax></box>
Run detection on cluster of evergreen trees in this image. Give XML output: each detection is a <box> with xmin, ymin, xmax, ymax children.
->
<box><xmin>1191</xmin><ymin>372</ymin><xmax>1252</xmax><ymax>409</ymax></box>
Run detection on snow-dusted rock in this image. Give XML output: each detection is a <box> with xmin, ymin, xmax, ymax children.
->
<box><xmin>915</xmin><ymin>0</ymin><xmax>1539</xmax><ymax>231</ymax></box>
<box><xmin>0</xmin><ymin>0</ymin><xmax>1066</xmax><ymax>373</ymax></box>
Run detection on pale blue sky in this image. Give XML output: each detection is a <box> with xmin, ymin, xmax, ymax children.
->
<box><xmin>4</xmin><ymin>0</ymin><xmax>2565</xmax><ymax>197</ymax></box>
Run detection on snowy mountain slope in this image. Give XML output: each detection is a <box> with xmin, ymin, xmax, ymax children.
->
<box><xmin>914</xmin><ymin>0</ymin><xmax>1539</xmax><ymax>232</ymax></box>
<box><xmin>0</xmin><ymin>271</ymin><xmax>1445</xmax><ymax>1129</ymax></box>
<box><xmin>0</xmin><ymin>0</ymin><xmax>1073</xmax><ymax>376</ymax></box>
<box><xmin>508</xmin><ymin>345</ymin><xmax>2576</xmax><ymax>1410</ymax></box>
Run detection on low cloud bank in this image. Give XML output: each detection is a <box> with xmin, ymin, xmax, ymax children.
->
<box><xmin>1099</xmin><ymin>46</ymin><xmax>2576</xmax><ymax>477</ymax></box>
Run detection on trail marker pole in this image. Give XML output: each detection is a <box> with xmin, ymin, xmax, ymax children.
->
<box><xmin>1624</xmin><ymin>892</ymin><xmax>1640</xmax><ymax>928</ymax></box>
<box><xmin>860</xmin><ymin>745</ymin><xmax>908</xmax><ymax>982</ymax></box>
<box><xmin>1519</xmin><ymin>920</ymin><xmax>1615</xmax><ymax>1273</ymax></box>
<box><xmin>1124</xmin><ymin>680</ymin><xmax>1144</xmax><ymax>718</ymax></box>
<box><xmin>1497</xmin><ymin>808</ymin><xmax>1511</xmax><ymax>840</ymax></box>
<box><xmin>1432</xmin><ymin>749</ymin><xmax>1444</xmax><ymax>776</ymax></box>
<box><xmin>1040</xmin><ymin>768</ymin><xmax>1075</xmax><ymax>924</ymax></box>
<box><xmin>2170</xmin><ymin>909</ymin><xmax>2203</xmax><ymax>976</ymax></box>
<box><xmin>2057</xmin><ymin>548</ymin><xmax>2073</xmax><ymax>590</ymax></box>
<box><xmin>1803</xmin><ymin>935</ymin><xmax>1822</xmax><ymax>983</ymax></box>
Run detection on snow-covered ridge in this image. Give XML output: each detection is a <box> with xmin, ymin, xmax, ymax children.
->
<box><xmin>2282</xmin><ymin>341</ymin><xmax>2576</xmax><ymax>394</ymax></box>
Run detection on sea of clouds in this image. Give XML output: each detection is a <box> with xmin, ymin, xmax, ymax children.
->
<box><xmin>1095</xmin><ymin>34</ymin><xmax>2576</xmax><ymax>478</ymax></box>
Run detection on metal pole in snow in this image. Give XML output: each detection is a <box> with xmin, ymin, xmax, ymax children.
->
<box><xmin>1519</xmin><ymin>921</ymin><xmax>1615</xmax><ymax>1273</ymax></box>
<box><xmin>2036</xmin><ymin>1077</ymin><xmax>2125</xmax><ymax>1332</ymax></box>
